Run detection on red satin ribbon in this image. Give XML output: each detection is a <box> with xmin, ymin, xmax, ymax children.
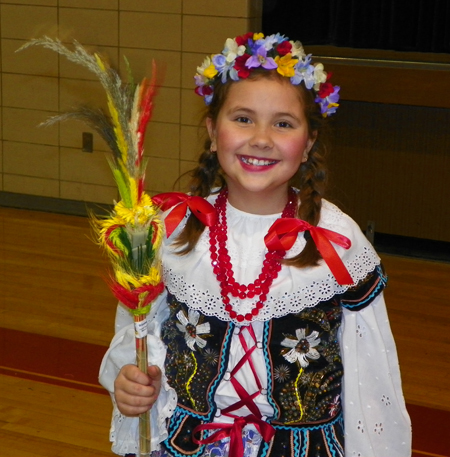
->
<box><xmin>152</xmin><ymin>192</ymin><xmax>217</xmax><ymax>237</ymax></box>
<box><xmin>264</xmin><ymin>218</ymin><xmax>354</xmax><ymax>286</ymax></box>
<box><xmin>192</xmin><ymin>414</ymin><xmax>275</xmax><ymax>457</ymax></box>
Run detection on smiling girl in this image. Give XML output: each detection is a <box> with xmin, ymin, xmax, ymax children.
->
<box><xmin>99</xmin><ymin>32</ymin><xmax>411</xmax><ymax>457</ymax></box>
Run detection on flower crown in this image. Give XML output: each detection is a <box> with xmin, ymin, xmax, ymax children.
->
<box><xmin>194</xmin><ymin>32</ymin><xmax>340</xmax><ymax>117</ymax></box>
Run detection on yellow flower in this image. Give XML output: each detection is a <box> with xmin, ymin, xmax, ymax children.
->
<box><xmin>114</xmin><ymin>192</ymin><xmax>157</xmax><ymax>227</ymax></box>
<box><xmin>275</xmin><ymin>54</ymin><xmax>296</xmax><ymax>77</ymax></box>
<box><xmin>203</xmin><ymin>63</ymin><xmax>218</xmax><ymax>79</ymax></box>
<box><xmin>253</xmin><ymin>32</ymin><xmax>264</xmax><ymax>41</ymax></box>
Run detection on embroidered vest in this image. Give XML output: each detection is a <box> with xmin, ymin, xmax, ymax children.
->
<box><xmin>161</xmin><ymin>265</ymin><xmax>386</xmax><ymax>457</ymax></box>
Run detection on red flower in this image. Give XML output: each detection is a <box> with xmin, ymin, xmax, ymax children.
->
<box><xmin>235</xmin><ymin>32</ymin><xmax>253</xmax><ymax>47</ymax></box>
<box><xmin>234</xmin><ymin>53</ymin><xmax>251</xmax><ymax>78</ymax></box>
<box><xmin>277</xmin><ymin>41</ymin><xmax>292</xmax><ymax>56</ymax></box>
<box><xmin>318</xmin><ymin>82</ymin><xmax>334</xmax><ymax>98</ymax></box>
<box><xmin>195</xmin><ymin>85</ymin><xmax>213</xmax><ymax>96</ymax></box>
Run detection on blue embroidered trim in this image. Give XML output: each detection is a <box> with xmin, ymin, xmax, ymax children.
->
<box><xmin>342</xmin><ymin>266</ymin><xmax>386</xmax><ymax>310</ymax></box>
<box><xmin>300</xmin><ymin>429</ymin><xmax>308</xmax><ymax>455</ymax></box>
<box><xmin>207</xmin><ymin>322</ymin><xmax>234</xmax><ymax>419</ymax></box>
<box><xmin>293</xmin><ymin>429</ymin><xmax>300</xmax><ymax>452</ymax></box>
<box><xmin>324</xmin><ymin>426</ymin><xmax>338</xmax><ymax>457</ymax></box>
<box><xmin>263</xmin><ymin>320</ymin><xmax>279</xmax><ymax>419</ymax></box>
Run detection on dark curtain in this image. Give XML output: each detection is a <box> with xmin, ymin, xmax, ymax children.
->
<box><xmin>262</xmin><ymin>0</ymin><xmax>450</xmax><ymax>53</ymax></box>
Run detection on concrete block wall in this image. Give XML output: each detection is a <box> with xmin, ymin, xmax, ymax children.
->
<box><xmin>0</xmin><ymin>0</ymin><xmax>262</xmax><ymax>204</ymax></box>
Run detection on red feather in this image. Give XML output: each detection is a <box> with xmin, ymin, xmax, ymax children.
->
<box><xmin>136</xmin><ymin>62</ymin><xmax>157</xmax><ymax>167</ymax></box>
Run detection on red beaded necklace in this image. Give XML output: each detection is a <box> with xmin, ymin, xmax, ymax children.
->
<box><xmin>209</xmin><ymin>187</ymin><xmax>297</xmax><ymax>322</ymax></box>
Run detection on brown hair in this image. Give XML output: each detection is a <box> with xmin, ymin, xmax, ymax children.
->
<box><xmin>175</xmin><ymin>70</ymin><xmax>330</xmax><ymax>267</ymax></box>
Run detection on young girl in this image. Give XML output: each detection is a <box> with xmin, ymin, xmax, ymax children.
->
<box><xmin>99</xmin><ymin>32</ymin><xmax>411</xmax><ymax>457</ymax></box>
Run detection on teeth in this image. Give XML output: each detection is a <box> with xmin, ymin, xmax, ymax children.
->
<box><xmin>241</xmin><ymin>156</ymin><xmax>277</xmax><ymax>166</ymax></box>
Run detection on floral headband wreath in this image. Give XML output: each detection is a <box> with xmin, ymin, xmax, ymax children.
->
<box><xmin>194</xmin><ymin>32</ymin><xmax>340</xmax><ymax>117</ymax></box>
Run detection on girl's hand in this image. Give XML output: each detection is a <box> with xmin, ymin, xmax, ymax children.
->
<box><xmin>114</xmin><ymin>364</ymin><xmax>162</xmax><ymax>417</ymax></box>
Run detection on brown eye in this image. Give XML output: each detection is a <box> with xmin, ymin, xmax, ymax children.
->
<box><xmin>276</xmin><ymin>121</ymin><xmax>292</xmax><ymax>128</ymax></box>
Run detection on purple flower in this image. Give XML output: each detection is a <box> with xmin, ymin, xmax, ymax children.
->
<box><xmin>245</xmin><ymin>45</ymin><xmax>277</xmax><ymax>70</ymax></box>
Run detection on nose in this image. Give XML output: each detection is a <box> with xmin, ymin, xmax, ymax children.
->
<box><xmin>249</xmin><ymin>125</ymin><xmax>273</xmax><ymax>150</ymax></box>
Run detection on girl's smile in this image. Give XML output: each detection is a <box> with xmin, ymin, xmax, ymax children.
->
<box><xmin>238</xmin><ymin>154</ymin><xmax>280</xmax><ymax>169</ymax></box>
<box><xmin>207</xmin><ymin>77</ymin><xmax>316</xmax><ymax>214</ymax></box>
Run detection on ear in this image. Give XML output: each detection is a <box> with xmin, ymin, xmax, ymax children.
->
<box><xmin>302</xmin><ymin>131</ymin><xmax>317</xmax><ymax>162</ymax></box>
<box><xmin>206</xmin><ymin>117</ymin><xmax>217</xmax><ymax>151</ymax></box>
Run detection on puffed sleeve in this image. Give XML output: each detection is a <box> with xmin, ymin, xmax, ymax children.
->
<box><xmin>339</xmin><ymin>290</ymin><xmax>412</xmax><ymax>456</ymax></box>
<box><xmin>98</xmin><ymin>290</ymin><xmax>178</xmax><ymax>455</ymax></box>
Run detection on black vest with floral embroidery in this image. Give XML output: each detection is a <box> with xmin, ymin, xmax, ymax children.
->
<box><xmin>161</xmin><ymin>265</ymin><xmax>386</xmax><ymax>457</ymax></box>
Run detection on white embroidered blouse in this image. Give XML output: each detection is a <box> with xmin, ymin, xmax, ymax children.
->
<box><xmin>99</xmin><ymin>197</ymin><xmax>412</xmax><ymax>456</ymax></box>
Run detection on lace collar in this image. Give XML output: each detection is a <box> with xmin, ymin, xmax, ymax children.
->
<box><xmin>161</xmin><ymin>196</ymin><xmax>380</xmax><ymax>324</ymax></box>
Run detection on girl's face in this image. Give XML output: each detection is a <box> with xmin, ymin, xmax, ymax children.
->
<box><xmin>207</xmin><ymin>77</ymin><xmax>316</xmax><ymax>214</ymax></box>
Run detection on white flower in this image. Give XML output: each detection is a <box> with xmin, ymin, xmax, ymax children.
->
<box><xmin>290</xmin><ymin>40</ymin><xmax>306</xmax><ymax>58</ymax></box>
<box><xmin>223</xmin><ymin>38</ymin><xmax>245</xmax><ymax>63</ymax></box>
<box><xmin>281</xmin><ymin>328</ymin><xmax>321</xmax><ymax>367</ymax></box>
<box><xmin>197</xmin><ymin>56</ymin><xmax>212</xmax><ymax>76</ymax></box>
<box><xmin>176</xmin><ymin>309</ymin><xmax>210</xmax><ymax>351</ymax></box>
<box><xmin>312</xmin><ymin>63</ymin><xmax>327</xmax><ymax>90</ymax></box>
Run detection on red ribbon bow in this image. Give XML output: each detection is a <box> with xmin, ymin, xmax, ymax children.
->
<box><xmin>264</xmin><ymin>218</ymin><xmax>354</xmax><ymax>286</ymax></box>
<box><xmin>192</xmin><ymin>414</ymin><xmax>275</xmax><ymax>457</ymax></box>
<box><xmin>152</xmin><ymin>192</ymin><xmax>217</xmax><ymax>237</ymax></box>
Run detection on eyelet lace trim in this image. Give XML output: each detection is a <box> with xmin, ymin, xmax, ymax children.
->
<box><xmin>162</xmin><ymin>198</ymin><xmax>380</xmax><ymax>325</ymax></box>
<box><xmin>163</xmin><ymin>245</ymin><xmax>379</xmax><ymax>324</ymax></box>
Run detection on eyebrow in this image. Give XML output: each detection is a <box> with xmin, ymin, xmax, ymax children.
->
<box><xmin>227</xmin><ymin>106</ymin><xmax>301</xmax><ymax>122</ymax></box>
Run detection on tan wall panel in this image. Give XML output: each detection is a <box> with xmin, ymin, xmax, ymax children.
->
<box><xmin>182</xmin><ymin>16</ymin><xmax>250</xmax><ymax>54</ymax></box>
<box><xmin>120</xmin><ymin>0</ymin><xmax>182</xmax><ymax>14</ymax></box>
<box><xmin>2</xmin><ymin>73</ymin><xmax>58</xmax><ymax>111</ymax></box>
<box><xmin>145</xmin><ymin>157</ymin><xmax>180</xmax><ymax>193</ymax></box>
<box><xmin>0</xmin><ymin>5</ymin><xmax>58</xmax><ymax>40</ymax></box>
<box><xmin>59</xmin><ymin>0</ymin><xmax>118</xmax><ymax>9</ymax></box>
<box><xmin>3</xmin><ymin>142</ymin><xmax>59</xmax><ymax>179</ymax></box>
<box><xmin>59</xmin><ymin>8</ymin><xmax>119</xmax><ymax>46</ymax></box>
<box><xmin>119</xmin><ymin>12</ymin><xmax>182</xmax><ymax>51</ymax></box>
<box><xmin>180</xmin><ymin>125</ymin><xmax>205</xmax><ymax>162</ymax></box>
<box><xmin>0</xmin><ymin>0</ymin><xmax>57</xmax><ymax>5</ymax></box>
<box><xmin>3</xmin><ymin>174</ymin><xmax>59</xmax><ymax>197</ymax></box>
<box><xmin>3</xmin><ymin>107</ymin><xmax>59</xmax><ymax>145</ymax></box>
<box><xmin>180</xmin><ymin>88</ymin><xmax>205</xmax><ymax>126</ymax></box>
<box><xmin>60</xmin><ymin>147</ymin><xmax>114</xmax><ymax>186</ymax></box>
<box><xmin>183</xmin><ymin>0</ymin><xmax>254</xmax><ymax>17</ymax></box>
<box><xmin>60</xmin><ymin>181</ymin><xmax>117</xmax><ymax>204</ymax></box>
<box><xmin>144</xmin><ymin>122</ymin><xmax>180</xmax><ymax>160</ymax></box>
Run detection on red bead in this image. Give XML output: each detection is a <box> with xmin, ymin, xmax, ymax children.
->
<box><xmin>209</xmin><ymin>187</ymin><xmax>297</xmax><ymax>322</ymax></box>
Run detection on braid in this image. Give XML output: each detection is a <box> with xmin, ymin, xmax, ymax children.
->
<box><xmin>174</xmin><ymin>142</ymin><xmax>224</xmax><ymax>253</ymax></box>
<box><xmin>284</xmin><ymin>101</ymin><xmax>328</xmax><ymax>268</ymax></box>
